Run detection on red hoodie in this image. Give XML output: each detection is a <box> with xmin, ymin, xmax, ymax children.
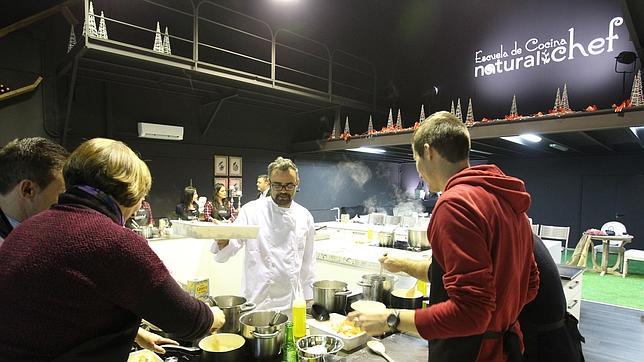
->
<box><xmin>415</xmin><ymin>164</ymin><xmax>539</xmax><ymax>361</ymax></box>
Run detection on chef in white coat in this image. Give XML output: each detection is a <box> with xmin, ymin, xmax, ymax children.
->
<box><xmin>211</xmin><ymin>157</ymin><xmax>315</xmax><ymax>311</ymax></box>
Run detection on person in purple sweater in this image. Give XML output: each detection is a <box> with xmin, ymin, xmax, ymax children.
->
<box><xmin>0</xmin><ymin>138</ymin><xmax>225</xmax><ymax>362</ymax></box>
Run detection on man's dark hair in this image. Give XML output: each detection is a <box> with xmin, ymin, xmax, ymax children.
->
<box><xmin>0</xmin><ymin>137</ymin><xmax>69</xmax><ymax>194</ymax></box>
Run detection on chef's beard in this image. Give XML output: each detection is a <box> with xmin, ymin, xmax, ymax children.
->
<box><xmin>272</xmin><ymin>192</ymin><xmax>292</xmax><ymax>207</ymax></box>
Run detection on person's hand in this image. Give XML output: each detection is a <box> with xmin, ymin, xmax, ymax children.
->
<box><xmin>347</xmin><ymin>309</ymin><xmax>392</xmax><ymax>336</ymax></box>
<box><xmin>216</xmin><ymin>239</ymin><xmax>230</xmax><ymax>249</ymax></box>
<box><xmin>134</xmin><ymin>328</ymin><xmax>179</xmax><ymax>354</ymax></box>
<box><xmin>379</xmin><ymin>254</ymin><xmax>406</xmax><ymax>273</ymax></box>
<box><xmin>210</xmin><ymin>306</ymin><xmax>226</xmax><ymax>333</ymax></box>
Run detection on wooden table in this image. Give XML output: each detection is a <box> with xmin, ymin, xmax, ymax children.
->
<box><xmin>588</xmin><ymin>234</ymin><xmax>633</xmax><ymax>276</ymax></box>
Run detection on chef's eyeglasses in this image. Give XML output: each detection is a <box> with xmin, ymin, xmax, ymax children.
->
<box><xmin>271</xmin><ymin>182</ymin><xmax>297</xmax><ymax>191</ymax></box>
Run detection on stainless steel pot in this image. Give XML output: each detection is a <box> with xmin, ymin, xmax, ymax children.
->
<box><xmin>368</xmin><ymin>213</ymin><xmax>386</xmax><ymax>225</ymax></box>
<box><xmin>408</xmin><ymin>227</ymin><xmax>430</xmax><ymax>249</ymax></box>
<box><xmin>240</xmin><ymin>310</ymin><xmax>288</xmax><ymax>360</ymax></box>
<box><xmin>214</xmin><ymin>295</ymin><xmax>256</xmax><ymax>333</ymax></box>
<box><xmin>377</xmin><ymin>231</ymin><xmax>394</xmax><ymax>247</ymax></box>
<box><xmin>313</xmin><ymin>280</ymin><xmax>351</xmax><ymax>313</ymax></box>
<box><xmin>384</xmin><ymin>215</ymin><xmax>401</xmax><ymax>226</ymax></box>
<box><xmin>357</xmin><ymin>274</ymin><xmax>395</xmax><ymax>306</ymax></box>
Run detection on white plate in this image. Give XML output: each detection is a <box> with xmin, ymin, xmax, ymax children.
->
<box><xmin>307</xmin><ymin>313</ymin><xmax>370</xmax><ymax>351</ymax></box>
<box><xmin>171</xmin><ymin>220</ymin><xmax>259</xmax><ymax>239</ymax></box>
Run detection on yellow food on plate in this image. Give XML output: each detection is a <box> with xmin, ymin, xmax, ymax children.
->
<box><xmin>333</xmin><ymin>318</ymin><xmax>364</xmax><ymax>337</ymax></box>
<box><xmin>127</xmin><ymin>349</ymin><xmax>162</xmax><ymax>362</ymax></box>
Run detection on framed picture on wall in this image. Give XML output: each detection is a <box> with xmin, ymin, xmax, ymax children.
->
<box><xmin>214</xmin><ymin>155</ymin><xmax>228</xmax><ymax>176</ymax></box>
<box><xmin>229</xmin><ymin>156</ymin><xmax>242</xmax><ymax>177</ymax></box>
<box><xmin>214</xmin><ymin>177</ymin><xmax>228</xmax><ymax>189</ymax></box>
<box><xmin>228</xmin><ymin>177</ymin><xmax>242</xmax><ymax>193</ymax></box>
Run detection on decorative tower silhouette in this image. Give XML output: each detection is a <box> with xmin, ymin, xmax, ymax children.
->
<box><xmin>395</xmin><ymin>109</ymin><xmax>402</xmax><ymax>129</ymax></box>
<box><xmin>330</xmin><ymin>119</ymin><xmax>338</xmax><ymax>139</ymax></box>
<box><xmin>82</xmin><ymin>1</ymin><xmax>98</xmax><ymax>38</ymax></box>
<box><xmin>67</xmin><ymin>25</ymin><xmax>76</xmax><ymax>53</ymax></box>
<box><xmin>450</xmin><ymin>100</ymin><xmax>455</xmax><ymax>115</ymax></box>
<box><xmin>630</xmin><ymin>70</ymin><xmax>643</xmax><ymax>107</ymax></box>
<box><xmin>455</xmin><ymin>98</ymin><xmax>463</xmax><ymax>122</ymax></box>
<box><xmin>561</xmin><ymin>83</ymin><xmax>570</xmax><ymax>111</ymax></box>
<box><xmin>343</xmin><ymin>116</ymin><xmax>350</xmax><ymax>135</ymax></box>
<box><xmin>367</xmin><ymin>115</ymin><xmax>374</xmax><ymax>134</ymax></box>
<box><xmin>510</xmin><ymin>94</ymin><xmax>518</xmax><ymax>117</ymax></box>
<box><xmin>465</xmin><ymin>98</ymin><xmax>474</xmax><ymax>125</ymax></box>
<box><xmin>386</xmin><ymin>108</ymin><xmax>394</xmax><ymax>128</ymax></box>
<box><xmin>554</xmin><ymin>87</ymin><xmax>561</xmax><ymax>111</ymax></box>
<box><xmin>163</xmin><ymin>27</ymin><xmax>172</xmax><ymax>54</ymax></box>
<box><xmin>153</xmin><ymin>22</ymin><xmax>164</xmax><ymax>53</ymax></box>
<box><xmin>97</xmin><ymin>11</ymin><xmax>108</xmax><ymax>39</ymax></box>
<box><xmin>419</xmin><ymin>104</ymin><xmax>426</xmax><ymax>122</ymax></box>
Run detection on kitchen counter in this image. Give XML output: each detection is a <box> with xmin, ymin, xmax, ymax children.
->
<box><xmin>338</xmin><ymin>333</ymin><xmax>428</xmax><ymax>361</ymax></box>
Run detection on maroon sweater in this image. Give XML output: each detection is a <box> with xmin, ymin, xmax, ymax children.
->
<box><xmin>415</xmin><ymin>165</ymin><xmax>539</xmax><ymax>361</ymax></box>
<box><xmin>0</xmin><ymin>192</ymin><xmax>213</xmax><ymax>361</ymax></box>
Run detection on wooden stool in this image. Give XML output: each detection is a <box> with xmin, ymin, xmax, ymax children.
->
<box><xmin>623</xmin><ymin>249</ymin><xmax>644</xmax><ymax>277</ymax></box>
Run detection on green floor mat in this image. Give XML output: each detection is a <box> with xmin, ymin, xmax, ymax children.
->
<box><xmin>563</xmin><ymin>251</ymin><xmax>644</xmax><ymax>310</ymax></box>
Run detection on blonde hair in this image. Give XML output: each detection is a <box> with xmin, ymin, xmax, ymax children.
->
<box><xmin>267</xmin><ymin>156</ymin><xmax>299</xmax><ymax>180</ymax></box>
<box><xmin>64</xmin><ymin>138</ymin><xmax>152</xmax><ymax>207</ymax></box>
<box><xmin>412</xmin><ymin>111</ymin><xmax>470</xmax><ymax>162</ymax></box>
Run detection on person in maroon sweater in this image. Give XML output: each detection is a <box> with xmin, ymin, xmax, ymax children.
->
<box><xmin>0</xmin><ymin>138</ymin><xmax>225</xmax><ymax>362</ymax></box>
<box><xmin>349</xmin><ymin>111</ymin><xmax>539</xmax><ymax>362</ymax></box>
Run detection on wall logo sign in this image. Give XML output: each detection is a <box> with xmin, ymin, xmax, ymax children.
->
<box><xmin>474</xmin><ymin>17</ymin><xmax>624</xmax><ymax>78</ymax></box>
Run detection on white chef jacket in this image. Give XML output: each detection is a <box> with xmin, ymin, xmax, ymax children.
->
<box><xmin>210</xmin><ymin>196</ymin><xmax>316</xmax><ymax>311</ymax></box>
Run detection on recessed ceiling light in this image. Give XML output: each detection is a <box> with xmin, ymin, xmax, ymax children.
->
<box><xmin>519</xmin><ymin>133</ymin><xmax>542</xmax><ymax>143</ymax></box>
<box><xmin>549</xmin><ymin>143</ymin><xmax>568</xmax><ymax>151</ymax></box>
<box><xmin>500</xmin><ymin>136</ymin><xmax>524</xmax><ymax>145</ymax></box>
<box><xmin>348</xmin><ymin>147</ymin><xmax>386</xmax><ymax>154</ymax></box>
<box><xmin>630</xmin><ymin>126</ymin><xmax>644</xmax><ymax>139</ymax></box>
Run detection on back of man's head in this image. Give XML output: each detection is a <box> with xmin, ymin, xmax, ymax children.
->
<box><xmin>412</xmin><ymin>111</ymin><xmax>470</xmax><ymax>162</ymax></box>
<box><xmin>0</xmin><ymin>138</ymin><xmax>69</xmax><ymax>195</ymax></box>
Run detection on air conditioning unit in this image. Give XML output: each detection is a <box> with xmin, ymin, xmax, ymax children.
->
<box><xmin>137</xmin><ymin>122</ymin><xmax>184</xmax><ymax>141</ymax></box>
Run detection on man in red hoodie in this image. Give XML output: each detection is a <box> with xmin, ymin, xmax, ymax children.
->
<box><xmin>349</xmin><ymin>111</ymin><xmax>539</xmax><ymax>362</ymax></box>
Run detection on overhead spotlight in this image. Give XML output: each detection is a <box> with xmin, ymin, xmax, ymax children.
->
<box><xmin>631</xmin><ymin>126</ymin><xmax>644</xmax><ymax>139</ymax></box>
<box><xmin>520</xmin><ymin>133</ymin><xmax>542</xmax><ymax>143</ymax></box>
<box><xmin>549</xmin><ymin>143</ymin><xmax>568</xmax><ymax>151</ymax></box>
<box><xmin>348</xmin><ymin>147</ymin><xmax>386</xmax><ymax>154</ymax></box>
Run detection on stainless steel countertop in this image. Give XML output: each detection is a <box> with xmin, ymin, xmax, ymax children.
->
<box><xmin>338</xmin><ymin>333</ymin><xmax>428</xmax><ymax>361</ymax></box>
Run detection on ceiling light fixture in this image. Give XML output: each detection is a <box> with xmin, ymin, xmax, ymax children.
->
<box><xmin>630</xmin><ymin>126</ymin><xmax>644</xmax><ymax>139</ymax></box>
<box><xmin>500</xmin><ymin>136</ymin><xmax>525</xmax><ymax>145</ymax></box>
<box><xmin>348</xmin><ymin>147</ymin><xmax>386</xmax><ymax>154</ymax></box>
<box><xmin>520</xmin><ymin>133</ymin><xmax>542</xmax><ymax>143</ymax></box>
<box><xmin>471</xmin><ymin>149</ymin><xmax>492</xmax><ymax>155</ymax></box>
<box><xmin>549</xmin><ymin>143</ymin><xmax>568</xmax><ymax>151</ymax></box>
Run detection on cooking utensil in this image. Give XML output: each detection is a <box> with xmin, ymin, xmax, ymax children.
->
<box><xmin>367</xmin><ymin>340</ymin><xmax>394</xmax><ymax>362</ymax></box>
<box><xmin>310</xmin><ymin>303</ymin><xmax>330</xmax><ymax>322</ymax></box>
<box><xmin>296</xmin><ymin>335</ymin><xmax>344</xmax><ymax>362</ymax></box>
<box><xmin>406</xmin><ymin>281</ymin><xmax>419</xmax><ymax>298</ymax></box>
<box><xmin>269</xmin><ymin>311</ymin><xmax>283</xmax><ymax>326</ymax></box>
<box><xmin>312</xmin><ymin>280</ymin><xmax>352</xmax><ymax>313</ymax></box>
<box><xmin>407</xmin><ymin>227</ymin><xmax>430</xmax><ymax>249</ymax></box>
<box><xmin>240</xmin><ymin>310</ymin><xmax>288</xmax><ymax>360</ymax></box>
<box><xmin>213</xmin><ymin>295</ymin><xmax>256</xmax><ymax>333</ymax></box>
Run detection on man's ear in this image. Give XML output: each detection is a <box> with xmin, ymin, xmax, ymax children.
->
<box><xmin>424</xmin><ymin>143</ymin><xmax>434</xmax><ymax>160</ymax></box>
<box><xmin>18</xmin><ymin>179</ymin><xmax>37</xmax><ymax>199</ymax></box>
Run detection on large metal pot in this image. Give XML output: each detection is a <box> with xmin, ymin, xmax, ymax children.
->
<box><xmin>313</xmin><ymin>280</ymin><xmax>352</xmax><ymax>313</ymax></box>
<box><xmin>384</xmin><ymin>215</ymin><xmax>401</xmax><ymax>226</ymax></box>
<box><xmin>408</xmin><ymin>226</ymin><xmax>430</xmax><ymax>249</ymax></box>
<box><xmin>214</xmin><ymin>295</ymin><xmax>256</xmax><ymax>333</ymax></box>
<box><xmin>377</xmin><ymin>231</ymin><xmax>394</xmax><ymax>247</ymax></box>
<box><xmin>240</xmin><ymin>310</ymin><xmax>288</xmax><ymax>360</ymax></box>
<box><xmin>368</xmin><ymin>213</ymin><xmax>386</xmax><ymax>225</ymax></box>
<box><xmin>357</xmin><ymin>274</ymin><xmax>395</xmax><ymax>306</ymax></box>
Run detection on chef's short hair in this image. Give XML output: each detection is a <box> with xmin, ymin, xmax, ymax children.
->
<box><xmin>64</xmin><ymin>138</ymin><xmax>151</xmax><ymax>207</ymax></box>
<box><xmin>267</xmin><ymin>157</ymin><xmax>299</xmax><ymax>181</ymax></box>
<box><xmin>412</xmin><ymin>111</ymin><xmax>470</xmax><ymax>162</ymax></box>
<box><xmin>257</xmin><ymin>174</ymin><xmax>269</xmax><ymax>182</ymax></box>
<box><xmin>0</xmin><ymin>137</ymin><xmax>68</xmax><ymax>195</ymax></box>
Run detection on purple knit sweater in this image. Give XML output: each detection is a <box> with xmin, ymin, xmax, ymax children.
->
<box><xmin>0</xmin><ymin>196</ymin><xmax>213</xmax><ymax>361</ymax></box>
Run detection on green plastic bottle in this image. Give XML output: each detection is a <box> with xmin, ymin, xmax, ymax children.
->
<box><xmin>282</xmin><ymin>321</ymin><xmax>298</xmax><ymax>362</ymax></box>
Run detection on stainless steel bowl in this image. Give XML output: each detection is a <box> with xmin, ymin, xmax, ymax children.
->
<box><xmin>296</xmin><ymin>335</ymin><xmax>344</xmax><ymax>362</ymax></box>
<box><xmin>312</xmin><ymin>280</ymin><xmax>351</xmax><ymax>313</ymax></box>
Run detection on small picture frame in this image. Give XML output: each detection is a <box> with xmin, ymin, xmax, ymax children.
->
<box><xmin>214</xmin><ymin>155</ymin><xmax>228</xmax><ymax>176</ymax></box>
<box><xmin>229</xmin><ymin>156</ymin><xmax>242</xmax><ymax>177</ymax></box>
<box><xmin>228</xmin><ymin>177</ymin><xmax>242</xmax><ymax>193</ymax></box>
<box><xmin>214</xmin><ymin>177</ymin><xmax>228</xmax><ymax>189</ymax></box>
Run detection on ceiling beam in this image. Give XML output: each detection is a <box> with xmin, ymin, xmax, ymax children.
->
<box><xmin>540</xmin><ymin>135</ymin><xmax>585</xmax><ymax>154</ymax></box>
<box><xmin>625</xmin><ymin>128</ymin><xmax>644</xmax><ymax>149</ymax></box>
<box><xmin>0</xmin><ymin>0</ymin><xmax>79</xmax><ymax>38</ymax></box>
<box><xmin>579</xmin><ymin>131</ymin><xmax>615</xmax><ymax>152</ymax></box>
